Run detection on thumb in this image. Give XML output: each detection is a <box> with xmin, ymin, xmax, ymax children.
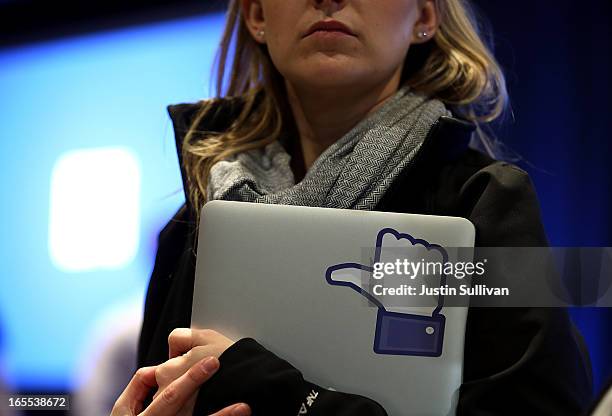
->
<box><xmin>326</xmin><ymin>263</ymin><xmax>385</xmax><ymax>309</ymax></box>
<box><xmin>327</xmin><ymin>263</ymin><xmax>367</xmax><ymax>287</ymax></box>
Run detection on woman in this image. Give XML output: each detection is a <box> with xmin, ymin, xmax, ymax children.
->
<box><xmin>117</xmin><ymin>0</ymin><xmax>593</xmax><ymax>414</ymax></box>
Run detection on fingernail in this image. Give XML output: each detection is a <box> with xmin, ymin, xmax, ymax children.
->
<box><xmin>200</xmin><ymin>356</ymin><xmax>219</xmax><ymax>374</ymax></box>
<box><xmin>231</xmin><ymin>403</ymin><xmax>250</xmax><ymax>416</ymax></box>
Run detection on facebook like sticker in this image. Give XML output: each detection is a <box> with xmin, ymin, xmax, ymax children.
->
<box><xmin>325</xmin><ymin>228</ymin><xmax>448</xmax><ymax>357</ymax></box>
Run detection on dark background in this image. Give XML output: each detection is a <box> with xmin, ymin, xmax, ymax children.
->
<box><xmin>1</xmin><ymin>0</ymin><xmax>610</xmax><ymax>409</ymax></box>
<box><xmin>471</xmin><ymin>0</ymin><xmax>612</xmax><ymax>396</ymax></box>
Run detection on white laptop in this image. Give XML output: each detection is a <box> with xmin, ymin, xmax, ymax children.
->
<box><xmin>191</xmin><ymin>200</ymin><xmax>475</xmax><ymax>415</ymax></box>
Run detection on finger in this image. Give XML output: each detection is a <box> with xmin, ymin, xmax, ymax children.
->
<box><xmin>154</xmin><ymin>355</ymin><xmax>189</xmax><ymax>390</ymax></box>
<box><xmin>168</xmin><ymin>328</ymin><xmax>193</xmax><ymax>359</ymax></box>
<box><xmin>112</xmin><ymin>366</ymin><xmax>157</xmax><ymax>415</ymax></box>
<box><xmin>209</xmin><ymin>403</ymin><xmax>251</xmax><ymax>416</ymax></box>
<box><xmin>143</xmin><ymin>356</ymin><xmax>220</xmax><ymax>416</ymax></box>
<box><xmin>169</xmin><ymin>328</ymin><xmax>220</xmax><ymax>358</ymax></box>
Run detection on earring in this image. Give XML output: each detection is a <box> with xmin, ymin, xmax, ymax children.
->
<box><xmin>418</xmin><ymin>30</ymin><xmax>428</xmax><ymax>39</ymax></box>
<box><xmin>257</xmin><ymin>29</ymin><xmax>265</xmax><ymax>38</ymax></box>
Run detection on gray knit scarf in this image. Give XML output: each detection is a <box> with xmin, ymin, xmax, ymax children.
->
<box><xmin>206</xmin><ymin>86</ymin><xmax>449</xmax><ymax>210</ymax></box>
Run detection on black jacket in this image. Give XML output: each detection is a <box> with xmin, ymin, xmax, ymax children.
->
<box><xmin>137</xmin><ymin>97</ymin><xmax>593</xmax><ymax>415</ymax></box>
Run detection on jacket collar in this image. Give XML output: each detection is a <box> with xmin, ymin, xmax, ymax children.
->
<box><xmin>167</xmin><ymin>96</ymin><xmax>247</xmax><ymax>213</ymax></box>
<box><xmin>167</xmin><ymin>97</ymin><xmax>476</xmax><ymax>213</ymax></box>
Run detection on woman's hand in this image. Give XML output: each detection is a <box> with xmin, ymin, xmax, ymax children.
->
<box><xmin>111</xmin><ymin>356</ymin><xmax>251</xmax><ymax>416</ymax></box>
<box><xmin>150</xmin><ymin>328</ymin><xmax>238</xmax><ymax>416</ymax></box>
<box><xmin>168</xmin><ymin>328</ymin><xmax>235</xmax><ymax>360</ymax></box>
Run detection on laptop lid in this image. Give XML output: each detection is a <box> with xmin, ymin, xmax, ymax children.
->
<box><xmin>192</xmin><ymin>200</ymin><xmax>475</xmax><ymax>415</ymax></box>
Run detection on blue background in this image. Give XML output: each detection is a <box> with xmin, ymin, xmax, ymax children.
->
<box><xmin>0</xmin><ymin>13</ymin><xmax>224</xmax><ymax>390</ymax></box>
<box><xmin>473</xmin><ymin>0</ymin><xmax>612</xmax><ymax>394</ymax></box>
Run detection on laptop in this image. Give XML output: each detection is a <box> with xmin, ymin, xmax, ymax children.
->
<box><xmin>191</xmin><ymin>200</ymin><xmax>475</xmax><ymax>415</ymax></box>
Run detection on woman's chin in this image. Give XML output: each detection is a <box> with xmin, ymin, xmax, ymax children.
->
<box><xmin>291</xmin><ymin>70</ymin><xmax>371</xmax><ymax>90</ymax></box>
<box><xmin>283</xmin><ymin>55</ymin><xmax>371</xmax><ymax>87</ymax></box>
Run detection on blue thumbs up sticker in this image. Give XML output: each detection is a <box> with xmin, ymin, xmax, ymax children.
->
<box><xmin>325</xmin><ymin>228</ymin><xmax>448</xmax><ymax>357</ymax></box>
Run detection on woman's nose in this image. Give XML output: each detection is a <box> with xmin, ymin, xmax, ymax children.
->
<box><xmin>311</xmin><ymin>0</ymin><xmax>347</xmax><ymax>13</ymax></box>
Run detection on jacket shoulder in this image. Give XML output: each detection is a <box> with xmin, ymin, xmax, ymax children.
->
<box><xmin>453</xmin><ymin>149</ymin><xmax>537</xmax><ymax>204</ymax></box>
<box><xmin>447</xmin><ymin>149</ymin><xmax>549</xmax><ymax>246</ymax></box>
<box><xmin>452</xmin><ymin>148</ymin><xmax>538</xmax><ymax>210</ymax></box>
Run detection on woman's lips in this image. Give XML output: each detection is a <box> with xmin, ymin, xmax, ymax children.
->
<box><xmin>304</xmin><ymin>20</ymin><xmax>356</xmax><ymax>38</ymax></box>
<box><xmin>308</xmin><ymin>29</ymin><xmax>354</xmax><ymax>38</ymax></box>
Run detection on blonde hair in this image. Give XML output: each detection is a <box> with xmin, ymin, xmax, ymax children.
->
<box><xmin>182</xmin><ymin>0</ymin><xmax>508</xmax><ymax>219</ymax></box>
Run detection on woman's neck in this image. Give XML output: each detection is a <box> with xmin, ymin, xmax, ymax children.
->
<box><xmin>284</xmin><ymin>75</ymin><xmax>401</xmax><ymax>177</ymax></box>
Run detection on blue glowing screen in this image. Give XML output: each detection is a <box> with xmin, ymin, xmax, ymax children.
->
<box><xmin>0</xmin><ymin>13</ymin><xmax>225</xmax><ymax>390</ymax></box>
